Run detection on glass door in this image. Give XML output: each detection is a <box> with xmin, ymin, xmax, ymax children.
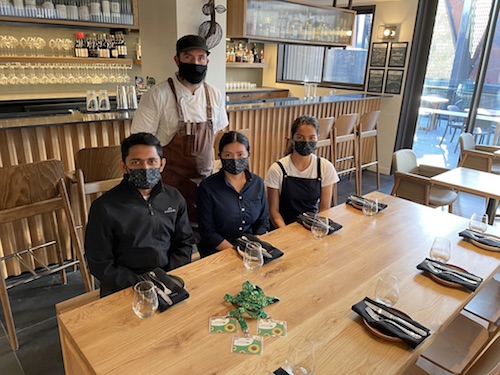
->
<box><xmin>413</xmin><ymin>0</ymin><xmax>496</xmax><ymax>168</ymax></box>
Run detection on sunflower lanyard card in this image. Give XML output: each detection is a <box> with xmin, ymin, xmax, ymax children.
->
<box><xmin>257</xmin><ymin>317</ymin><xmax>287</xmax><ymax>337</ymax></box>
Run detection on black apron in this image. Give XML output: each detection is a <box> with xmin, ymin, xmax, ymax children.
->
<box><xmin>278</xmin><ymin>157</ymin><xmax>322</xmax><ymax>225</ymax></box>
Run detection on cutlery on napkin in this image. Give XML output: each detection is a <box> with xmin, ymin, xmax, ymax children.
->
<box><xmin>416</xmin><ymin>258</ymin><xmax>482</xmax><ymax>292</ymax></box>
<box><xmin>233</xmin><ymin>234</ymin><xmax>284</xmax><ymax>264</ymax></box>
<box><xmin>458</xmin><ymin>229</ymin><xmax>500</xmax><ymax>249</ymax></box>
<box><xmin>351</xmin><ymin>297</ymin><xmax>430</xmax><ymax>348</ymax></box>
<box><xmin>346</xmin><ymin>195</ymin><xmax>388</xmax><ymax>211</ymax></box>
<box><xmin>296</xmin><ymin>212</ymin><xmax>342</xmax><ymax>235</ymax></box>
<box><xmin>140</xmin><ymin>267</ymin><xmax>189</xmax><ymax>312</ymax></box>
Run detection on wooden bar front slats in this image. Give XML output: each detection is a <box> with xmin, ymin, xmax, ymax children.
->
<box><xmin>0</xmin><ymin>120</ymin><xmax>131</xmax><ymax>277</ymax></box>
<box><xmin>228</xmin><ymin>97</ymin><xmax>381</xmax><ymax>177</ymax></box>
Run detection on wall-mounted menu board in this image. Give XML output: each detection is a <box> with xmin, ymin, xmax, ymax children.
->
<box><xmin>227</xmin><ymin>0</ymin><xmax>356</xmax><ymax>47</ymax></box>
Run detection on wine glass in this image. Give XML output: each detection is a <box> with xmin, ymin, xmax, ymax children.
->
<box><xmin>468</xmin><ymin>213</ymin><xmax>488</xmax><ymax>233</ymax></box>
<box><xmin>374</xmin><ymin>273</ymin><xmax>399</xmax><ymax>307</ymax></box>
<box><xmin>132</xmin><ymin>281</ymin><xmax>158</xmax><ymax>318</ymax></box>
<box><xmin>243</xmin><ymin>241</ymin><xmax>264</xmax><ymax>271</ymax></box>
<box><xmin>311</xmin><ymin>216</ymin><xmax>329</xmax><ymax>239</ymax></box>
<box><xmin>429</xmin><ymin>237</ymin><xmax>451</xmax><ymax>263</ymax></box>
<box><xmin>284</xmin><ymin>336</ymin><xmax>316</xmax><ymax>375</ymax></box>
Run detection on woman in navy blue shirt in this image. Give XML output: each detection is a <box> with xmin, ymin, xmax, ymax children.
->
<box><xmin>197</xmin><ymin>131</ymin><xmax>269</xmax><ymax>257</ymax></box>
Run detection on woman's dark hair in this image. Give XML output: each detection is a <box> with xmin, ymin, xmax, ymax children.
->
<box><xmin>284</xmin><ymin>115</ymin><xmax>320</xmax><ymax>155</ymax></box>
<box><xmin>121</xmin><ymin>132</ymin><xmax>163</xmax><ymax>162</ymax></box>
<box><xmin>218</xmin><ymin>131</ymin><xmax>250</xmax><ymax>156</ymax></box>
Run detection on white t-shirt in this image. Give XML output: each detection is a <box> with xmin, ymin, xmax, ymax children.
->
<box><xmin>131</xmin><ymin>75</ymin><xmax>228</xmax><ymax>146</ymax></box>
<box><xmin>265</xmin><ymin>154</ymin><xmax>339</xmax><ymax>193</ymax></box>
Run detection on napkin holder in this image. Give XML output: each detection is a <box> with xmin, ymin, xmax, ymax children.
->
<box><xmin>296</xmin><ymin>212</ymin><xmax>342</xmax><ymax>235</ymax></box>
<box><xmin>233</xmin><ymin>234</ymin><xmax>284</xmax><ymax>264</ymax></box>
<box><xmin>141</xmin><ymin>267</ymin><xmax>189</xmax><ymax>312</ymax></box>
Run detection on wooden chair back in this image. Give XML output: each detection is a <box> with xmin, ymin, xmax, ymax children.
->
<box><xmin>74</xmin><ymin>146</ymin><xmax>123</xmax><ymax>233</ymax></box>
<box><xmin>358</xmin><ymin>110</ymin><xmax>381</xmax><ymax>194</ymax></box>
<box><xmin>332</xmin><ymin>113</ymin><xmax>359</xmax><ymax>205</ymax></box>
<box><xmin>0</xmin><ymin>160</ymin><xmax>93</xmax><ymax>350</ymax></box>
<box><xmin>316</xmin><ymin>117</ymin><xmax>335</xmax><ymax>162</ymax></box>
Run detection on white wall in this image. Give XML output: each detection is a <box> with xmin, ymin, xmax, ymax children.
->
<box><xmin>263</xmin><ymin>0</ymin><xmax>419</xmax><ymax>175</ymax></box>
<box><xmin>138</xmin><ymin>0</ymin><xmax>226</xmax><ymax>94</ymax></box>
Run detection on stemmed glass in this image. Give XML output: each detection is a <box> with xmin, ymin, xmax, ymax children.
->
<box><xmin>468</xmin><ymin>213</ymin><xmax>488</xmax><ymax>233</ymax></box>
<box><xmin>429</xmin><ymin>237</ymin><xmax>451</xmax><ymax>263</ymax></box>
<box><xmin>284</xmin><ymin>336</ymin><xmax>316</xmax><ymax>375</ymax></box>
<box><xmin>374</xmin><ymin>273</ymin><xmax>399</xmax><ymax>307</ymax></box>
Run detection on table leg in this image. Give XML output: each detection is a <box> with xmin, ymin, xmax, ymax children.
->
<box><xmin>486</xmin><ymin>198</ymin><xmax>498</xmax><ymax>225</ymax></box>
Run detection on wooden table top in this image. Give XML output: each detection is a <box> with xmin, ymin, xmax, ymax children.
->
<box><xmin>57</xmin><ymin>192</ymin><xmax>500</xmax><ymax>375</ymax></box>
<box><xmin>431</xmin><ymin>167</ymin><xmax>500</xmax><ymax>200</ymax></box>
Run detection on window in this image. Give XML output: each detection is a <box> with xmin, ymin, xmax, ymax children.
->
<box><xmin>277</xmin><ymin>6</ymin><xmax>375</xmax><ymax>90</ymax></box>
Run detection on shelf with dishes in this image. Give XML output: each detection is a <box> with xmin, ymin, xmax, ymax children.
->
<box><xmin>226</xmin><ymin>62</ymin><xmax>267</xmax><ymax>69</ymax></box>
<box><xmin>0</xmin><ymin>56</ymin><xmax>132</xmax><ymax>64</ymax></box>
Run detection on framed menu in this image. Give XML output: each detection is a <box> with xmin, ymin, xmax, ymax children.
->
<box><xmin>384</xmin><ymin>69</ymin><xmax>404</xmax><ymax>94</ymax></box>
<box><xmin>370</xmin><ymin>42</ymin><xmax>388</xmax><ymax>67</ymax></box>
<box><xmin>366</xmin><ymin>69</ymin><xmax>385</xmax><ymax>93</ymax></box>
<box><xmin>388</xmin><ymin>42</ymin><xmax>408</xmax><ymax>68</ymax></box>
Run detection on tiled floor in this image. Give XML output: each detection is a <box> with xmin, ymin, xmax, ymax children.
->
<box><xmin>0</xmin><ymin>169</ymin><xmax>497</xmax><ymax>375</ymax></box>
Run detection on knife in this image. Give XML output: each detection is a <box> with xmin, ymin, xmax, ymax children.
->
<box><xmin>427</xmin><ymin>260</ymin><xmax>482</xmax><ymax>282</ymax></box>
<box><xmin>365</xmin><ymin>301</ymin><xmax>428</xmax><ymax>337</ymax></box>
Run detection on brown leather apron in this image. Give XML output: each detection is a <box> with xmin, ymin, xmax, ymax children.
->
<box><xmin>162</xmin><ymin>77</ymin><xmax>215</xmax><ymax>222</ymax></box>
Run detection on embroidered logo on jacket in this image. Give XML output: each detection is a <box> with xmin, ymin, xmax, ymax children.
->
<box><xmin>164</xmin><ymin>207</ymin><xmax>177</xmax><ymax>214</ymax></box>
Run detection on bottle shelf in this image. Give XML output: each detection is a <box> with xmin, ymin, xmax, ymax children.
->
<box><xmin>0</xmin><ymin>56</ymin><xmax>133</xmax><ymax>64</ymax></box>
<box><xmin>226</xmin><ymin>62</ymin><xmax>267</xmax><ymax>69</ymax></box>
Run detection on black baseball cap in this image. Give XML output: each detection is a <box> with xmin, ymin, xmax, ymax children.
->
<box><xmin>176</xmin><ymin>35</ymin><xmax>210</xmax><ymax>55</ymax></box>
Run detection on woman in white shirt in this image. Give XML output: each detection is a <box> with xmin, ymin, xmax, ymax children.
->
<box><xmin>265</xmin><ymin>115</ymin><xmax>339</xmax><ymax>228</ymax></box>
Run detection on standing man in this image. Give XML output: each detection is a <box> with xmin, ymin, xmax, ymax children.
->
<box><xmin>131</xmin><ymin>35</ymin><xmax>229</xmax><ymax>222</ymax></box>
<box><xmin>85</xmin><ymin>133</ymin><xmax>193</xmax><ymax>297</ymax></box>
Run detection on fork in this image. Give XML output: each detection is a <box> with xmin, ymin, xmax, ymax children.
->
<box><xmin>364</xmin><ymin>306</ymin><xmax>421</xmax><ymax>339</ymax></box>
<box><xmin>147</xmin><ymin>272</ymin><xmax>174</xmax><ymax>305</ymax></box>
<box><xmin>427</xmin><ymin>262</ymin><xmax>477</xmax><ymax>284</ymax></box>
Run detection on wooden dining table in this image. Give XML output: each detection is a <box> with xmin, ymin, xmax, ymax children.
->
<box><xmin>431</xmin><ymin>167</ymin><xmax>500</xmax><ymax>224</ymax></box>
<box><xmin>57</xmin><ymin>192</ymin><xmax>500</xmax><ymax>375</ymax></box>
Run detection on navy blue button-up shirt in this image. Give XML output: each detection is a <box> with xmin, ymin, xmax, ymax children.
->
<box><xmin>197</xmin><ymin>169</ymin><xmax>269</xmax><ymax>255</ymax></box>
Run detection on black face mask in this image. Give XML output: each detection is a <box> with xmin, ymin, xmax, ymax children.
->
<box><xmin>178</xmin><ymin>62</ymin><xmax>207</xmax><ymax>84</ymax></box>
<box><xmin>221</xmin><ymin>157</ymin><xmax>249</xmax><ymax>175</ymax></box>
<box><xmin>294</xmin><ymin>141</ymin><xmax>317</xmax><ymax>156</ymax></box>
<box><xmin>127</xmin><ymin>168</ymin><xmax>161</xmax><ymax>189</ymax></box>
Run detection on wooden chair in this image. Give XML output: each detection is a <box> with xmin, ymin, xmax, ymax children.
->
<box><xmin>463</xmin><ymin>277</ymin><xmax>500</xmax><ymax>337</ymax></box>
<box><xmin>357</xmin><ymin>110</ymin><xmax>380</xmax><ymax>195</ymax></box>
<box><xmin>0</xmin><ymin>159</ymin><xmax>93</xmax><ymax>350</ymax></box>
<box><xmin>458</xmin><ymin>133</ymin><xmax>500</xmax><ymax>174</ymax></box>
<box><xmin>332</xmin><ymin>113</ymin><xmax>359</xmax><ymax>205</ymax></box>
<box><xmin>316</xmin><ymin>117</ymin><xmax>335</xmax><ymax>162</ymax></box>
<box><xmin>465</xmin><ymin>331</ymin><xmax>500</xmax><ymax>375</ymax></box>
<box><xmin>74</xmin><ymin>146</ymin><xmax>123</xmax><ymax>235</ymax></box>
<box><xmin>391</xmin><ymin>149</ymin><xmax>458</xmax><ymax>212</ymax></box>
<box><xmin>419</xmin><ymin>313</ymin><xmax>490</xmax><ymax>375</ymax></box>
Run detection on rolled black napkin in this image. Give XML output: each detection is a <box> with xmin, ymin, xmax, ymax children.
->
<box><xmin>141</xmin><ymin>267</ymin><xmax>189</xmax><ymax>312</ymax></box>
<box><xmin>416</xmin><ymin>258</ymin><xmax>482</xmax><ymax>292</ymax></box>
<box><xmin>233</xmin><ymin>234</ymin><xmax>284</xmax><ymax>264</ymax></box>
<box><xmin>346</xmin><ymin>194</ymin><xmax>388</xmax><ymax>211</ymax></box>
<box><xmin>351</xmin><ymin>297</ymin><xmax>430</xmax><ymax>349</ymax></box>
<box><xmin>296</xmin><ymin>212</ymin><xmax>342</xmax><ymax>235</ymax></box>
<box><xmin>458</xmin><ymin>229</ymin><xmax>500</xmax><ymax>249</ymax></box>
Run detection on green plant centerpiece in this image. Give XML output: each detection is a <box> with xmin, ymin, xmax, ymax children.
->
<box><xmin>224</xmin><ymin>281</ymin><xmax>280</xmax><ymax>332</ymax></box>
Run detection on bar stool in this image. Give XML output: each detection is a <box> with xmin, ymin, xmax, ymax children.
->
<box><xmin>316</xmin><ymin>116</ymin><xmax>335</xmax><ymax>162</ymax></box>
<box><xmin>0</xmin><ymin>159</ymin><xmax>93</xmax><ymax>350</ymax></box>
<box><xmin>357</xmin><ymin>110</ymin><xmax>381</xmax><ymax>195</ymax></box>
<box><xmin>332</xmin><ymin>113</ymin><xmax>359</xmax><ymax>205</ymax></box>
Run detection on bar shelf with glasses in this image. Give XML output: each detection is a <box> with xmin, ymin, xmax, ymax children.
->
<box><xmin>227</xmin><ymin>0</ymin><xmax>356</xmax><ymax>46</ymax></box>
<box><xmin>0</xmin><ymin>0</ymin><xmax>138</xmax><ymax>29</ymax></box>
